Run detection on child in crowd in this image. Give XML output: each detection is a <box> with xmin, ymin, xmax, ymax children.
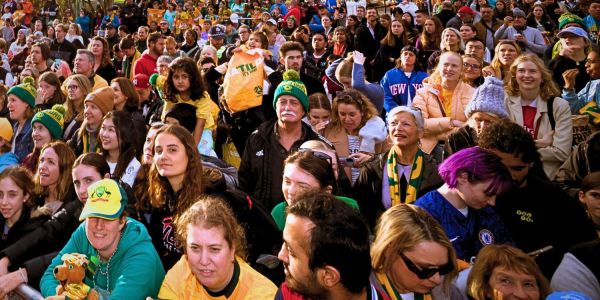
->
<box><xmin>159</xmin><ymin>57</ymin><xmax>218</xmax><ymax>156</ymax></box>
<box><xmin>306</xmin><ymin>92</ymin><xmax>331</xmax><ymax>134</ymax></box>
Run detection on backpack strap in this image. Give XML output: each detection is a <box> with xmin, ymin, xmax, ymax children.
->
<box><xmin>547</xmin><ymin>97</ymin><xmax>555</xmax><ymax>131</ymax></box>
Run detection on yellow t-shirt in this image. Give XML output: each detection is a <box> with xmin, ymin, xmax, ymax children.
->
<box><xmin>162</xmin><ymin>91</ymin><xmax>218</xmax><ymax>130</ymax></box>
<box><xmin>158</xmin><ymin>256</ymin><xmax>277</xmax><ymax>300</ymax></box>
<box><xmin>441</xmin><ymin>88</ymin><xmax>453</xmax><ymax>117</ymax></box>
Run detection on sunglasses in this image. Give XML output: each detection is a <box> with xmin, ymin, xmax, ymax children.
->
<box><xmin>399</xmin><ymin>252</ymin><xmax>454</xmax><ymax>279</ymax></box>
<box><xmin>298</xmin><ymin>148</ymin><xmax>333</xmax><ymax>166</ymax></box>
<box><xmin>463</xmin><ymin>62</ymin><xmax>481</xmax><ymax>70</ymax></box>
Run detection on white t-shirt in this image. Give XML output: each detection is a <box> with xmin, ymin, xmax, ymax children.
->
<box><xmin>107</xmin><ymin>158</ymin><xmax>141</xmax><ymax>187</ymax></box>
<box><xmin>345</xmin><ymin>0</ymin><xmax>367</xmax><ymax>17</ymax></box>
<box><xmin>348</xmin><ymin>134</ymin><xmax>360</xmax><ymax>183</ymax></box>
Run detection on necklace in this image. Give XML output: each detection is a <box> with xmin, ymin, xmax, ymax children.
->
<box><xmin>94</xmin><ymin>244</ymin><xmax>118</xmax><ymax>294</ymax></box>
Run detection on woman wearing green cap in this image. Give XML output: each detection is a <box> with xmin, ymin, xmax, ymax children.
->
<box><xmin>40</xmin><ymin>178</ymin><xmax>165</xmax><ymax>299</ymax></box>
<box><xmin>6</xmin><ymin>77</ymin><xmax>36</xmax><ymax>163</ymax></box>
<box><xmin>22</xmin><ymin>106</ymin><xmax>65</xmax><ymax>172</ymax></box>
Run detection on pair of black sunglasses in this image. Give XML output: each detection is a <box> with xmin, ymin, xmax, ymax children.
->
<box><xmin>298</xmin><ymin>148</ymin><xmax>333</xmax><ymax>166</ymax></box>
<box><xmin>399</xmin><ymin>252</ymin><xmax>454</xmax><ymax>280</ymax></box>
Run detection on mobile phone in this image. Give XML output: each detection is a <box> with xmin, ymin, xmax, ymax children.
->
<box><xmin>339</xmin><ymin>157</ymin><xmax>354</xmax><ymax>167</ymax></box>
<box><xmin>53</xmin><ymin>58</ymin><xmax>61</xmax><ymax>68</ymax></box>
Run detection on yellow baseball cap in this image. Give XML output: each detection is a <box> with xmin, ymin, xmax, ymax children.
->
<box><xmin>79</xmin><ymin>179</ymin><xmax>127</xmax><ymax>221</ymax></box>
<box><xmin>0</xmin><ymin>118</ymin><xmax>13</xmax><ymax>142</ymax></box>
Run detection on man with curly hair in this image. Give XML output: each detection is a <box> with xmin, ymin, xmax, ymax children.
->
<box><xmin>478</xmin><ymin>119</ymin><xmax>597</xmax><ymax>278</ymax></box>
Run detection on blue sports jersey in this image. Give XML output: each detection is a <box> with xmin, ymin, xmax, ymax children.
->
<box><xmin>415</xmin><ymin>190</ymin><xmax>514</xmax><ymax>262</ymax></box>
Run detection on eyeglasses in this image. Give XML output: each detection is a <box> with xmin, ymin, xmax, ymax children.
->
<box><xmin>585</xmin><ymin>58</ymin><xmax>600</xmax><ymax>64</ymax></box>
<box><xmin>399</xmin><ymin>252</ymin><xmax>454</xmax><ymax>279</ymax></box>
<box><xmin>298</xmin><ymin>148</ymin><xmax>333</xmax><ymax>166</ymax></box>
<box><xmin>463</xmin><ymin>62</ymin><xmax>481</xmax><ymax>70</ymax></box>
<box><xmin>67</xmin><ymin>85</ymin><xmax>80</xmax><ymax>90</ymax></box>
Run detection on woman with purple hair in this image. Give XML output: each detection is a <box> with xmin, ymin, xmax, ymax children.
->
<box><xmin>414</xmin><ymin>146</ymin><xmax>514</xmax><ymax>263</ymax></box>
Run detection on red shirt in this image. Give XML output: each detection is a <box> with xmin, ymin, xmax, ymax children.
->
<box><xmin>522</xmin><ymin>105</ymin><xmax>537</xmax><ymax>138</ymax></box>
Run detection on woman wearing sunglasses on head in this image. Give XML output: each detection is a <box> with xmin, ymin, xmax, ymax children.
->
<box><xmin>299</xmin><ymin>140</ymin><xmax>354</xmax><ymax>196</ymax></box>
<box><xmin>271</xmin><ymin>150</ymin><xmax>359</xmax><ymax>231</ymax></box>
<box><xmin>370</xmin><ymin>204</ymin><xmax>462</xmax><ymax>299</ymax></box>
<box><xmin>354</xmin><ymin>106</ymin><xmax>443</xmax><ymax>229</ymax></box>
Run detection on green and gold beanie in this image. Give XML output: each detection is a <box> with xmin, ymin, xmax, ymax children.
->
<box><xmin>7</xmin><ymin>76</ymin><xmax>36</xmax><ymax>108</ymax></box>
<box><xmin>559</xmin><ymin>12</ymin><xmax>585</xmax><ymax>30</ymax></box>
<box><xmin>31</xmin><ymin>105</ymin><xmax>65</xmax><ymax>139</ymax></box>
<box><xmin>273</xmin><ymin>69</ymin><xmax>309</xmax><ymax>112</ymax></box>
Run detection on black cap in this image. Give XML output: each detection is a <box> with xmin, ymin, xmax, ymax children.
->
<box><xmin>401</xmin><ymin>45</ymin><xmax>418</xmax><ymax>55</ymax></box>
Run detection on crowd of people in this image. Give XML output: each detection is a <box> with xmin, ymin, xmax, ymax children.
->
<box><xmin>0</xmin><ymin>0</ymin><xmax>599</xmax><ymax>299</ymax></box>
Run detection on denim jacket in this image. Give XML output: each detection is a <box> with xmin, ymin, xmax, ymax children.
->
<box><xmin>562</xmin><ymin>79</ymin><xmax>600</xmax><ymax>114</ymax></box>
<box><xmin>11</xmin><ymin>119</ymin><xmax>33</xmax><ymax>163</ymax></box>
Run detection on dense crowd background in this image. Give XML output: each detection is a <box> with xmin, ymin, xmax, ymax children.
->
<box><xmin>0</xmin><ymin>0</ymin><xmax>598</xmax><ymax>299</ymax></box>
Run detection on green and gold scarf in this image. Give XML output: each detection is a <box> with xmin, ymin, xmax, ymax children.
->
<box><xmin>387</xmin><ymin>146</ymin><xmax>424</xmax><ymax>205</ymax></box>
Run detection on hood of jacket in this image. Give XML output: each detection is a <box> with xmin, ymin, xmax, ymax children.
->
<box><xmin>113</xmin><ymin>218</ymin><xmax>154</xmax><ymax>260</ymax></box>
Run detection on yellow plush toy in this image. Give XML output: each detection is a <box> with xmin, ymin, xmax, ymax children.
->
<box><xmin>50</xmin><ymin>253</ymin><xmax>99</xmax><ymax>300</ymax></box>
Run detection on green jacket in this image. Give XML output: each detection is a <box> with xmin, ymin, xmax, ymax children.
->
<box><xmin>40</xmin><ymin>218</ymin><xmax>165</xmax><ymax>299</ymax></box>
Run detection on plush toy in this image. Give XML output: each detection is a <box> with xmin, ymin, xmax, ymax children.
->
<box><xmin>51</xmin><ymin>253</ymin><xmax>99</xmax><ymax>300</ymax></box>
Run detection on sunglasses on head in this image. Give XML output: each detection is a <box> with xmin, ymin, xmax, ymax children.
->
<box><xmin>399</xmin><ymin>252</ymin><xmax>454</xmax><ymax>279</ymax></box>
<box><xmin>298</xmin><ymin>148</ymin><xmax>333</xmax><ymax>166</ymax></box>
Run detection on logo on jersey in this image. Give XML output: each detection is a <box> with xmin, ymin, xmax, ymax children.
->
<box><xmin>479</xmin><ymin>229</ymin><xmax>495</xmax><ymax>245</ymax></box>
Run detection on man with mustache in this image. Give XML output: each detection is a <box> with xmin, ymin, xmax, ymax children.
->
<box><xmin>478</xmin><ymin>120</ymin><xmax>597</xmax><ymax>279</ymax></box>
<box><xmin>239</xmin><ymin>69</ymin><xmax>329</xmax><ymax>211</ymax></box>
<box><xmin>276</xmin><ymin>190</ymin><xmax>380</xmax><ymax>300</ymax></box>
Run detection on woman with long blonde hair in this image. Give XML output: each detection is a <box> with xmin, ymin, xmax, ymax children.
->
<box><xmin>427</xmin><ymin>27</ymin><xmax>465</xmax><ymax>71</ymax></box>
<box><xmin>482</xmin><ymin>40</ymin><xmax>521</xmax><ymax>81</ymax></box>
<box><xmin>504</xmin><ymin>54</ymin><xmax>572</xmax><ymax>180</ymax></box>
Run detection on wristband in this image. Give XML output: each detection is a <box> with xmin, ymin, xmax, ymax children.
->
<box><xmin>18</xmin><ymin>268</ymin><xmax>27</xmax><ymax>284</ymax></box>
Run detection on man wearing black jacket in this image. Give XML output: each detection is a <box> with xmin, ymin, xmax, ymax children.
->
<box><xmin>50</xmin><ymin>23</ymin><xmax>77</xmax><ymax>67</ymax></box>
<box><xmin>239</xmin><ymin>69</ymin><xmax>328</xmax><ymax>211</ymax></box>
<box><xmin>264</xmin><ymin>41</ymin><xmax>326</xmax><ymax>121</ymax></box>
<box><xmin>478</xmin><ymin>120</ymin><xmax>597</xmax><ymax>279</ymax></box>
<box><xmin>120</xmin><ymin>0</ymin><xmax>141</xmax><ymax>31</ymax></box>
<box><xmin>353</xmin><ymin>5</ymin><xmax>387</xmax><ymax>81</ymax></box>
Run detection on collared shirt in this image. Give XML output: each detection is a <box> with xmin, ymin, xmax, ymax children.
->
<box><xmin>272</xmin><ymin>122</ymin><xmax>308</xmax><ymax>155</ymax></box>
<box><xmin>367</xmin><ymin>22</ymin><xmax>376</xmax><ymax>39</ymax></box>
